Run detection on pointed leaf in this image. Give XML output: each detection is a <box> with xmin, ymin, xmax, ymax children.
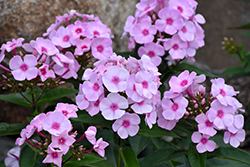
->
<box><xmin>120</xmin><ymin>147</ymin><xmax>139</xmax><ymax>167</ymax></box>
<box><xmin>129</xmin><ymin>135</ymin><xmax>150</xmax><ymax>155</ymax></box>
<box><xmin>188</xmin><ymin>144</ymin><xmax>206</xmax><ymax>167</ymax></box>
<box><xmin>220</xmin><ymin>66</ymin><xmax>245</xmax><ymax>76</ymax></box>
<box><xmin>19</xmin><ymin>145</ymin><xmax>37</xmax><ymax>167</ymax></box>
<box><xmin>0</xmin><ymin>93</ymin><xmax>32</xmax><ymax>107</ymax></box>
<box><xmin>0</xmin><ymin>123</ymin><xmax>25</xmax><ymax>136</ymax></box>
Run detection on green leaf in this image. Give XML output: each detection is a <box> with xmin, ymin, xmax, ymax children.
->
<box><xmin>207</xmin><ymin>147</ymin><xmax>250</xmax><ymax>166</ymax></box>
<box><xmin>139</xmin><ymin>123</ymin><xmax>179</xmax><ymax>138</ymax></box>
<box><xmin>19</xmin><ymin>145</ymin><xmax>37</xmax><ymax>167</ymax></box>
<box><xmin>0</xmin><ymin>123</ymin><xmax>26</xmax><ymax>136</ymax></box>
<box><xmin>228</xmin><ymin>22</ymin><xmax>250</xmax><ymax>29</ymax></box>
<box><xmin>64</xmin><ymin>153</ymin><xmax>112</xmax><ymax>167</ymax></box>
<box><xmin>187</xmin><ymin>144</ymin><xmax>206</xmax><ymax>167</ymax></box>
<box><xmin>151</xmin><ymin>137</ymin><xmax>177</xmax><ymax>149</ymax></box>
<box><xmin>36</xmin><ymin>88</ymin><xmax>78</xmax><ymax>106</ymax></box>
<box><xmin>220</xmin><ymin>66</ymin><xmax>245</xmax><ymax>76</ymax></box>
<box><xmin>120</xmin><ymin>147</ymin><xmax>139</xmax><ymax>167</ymax></box>
<box><xmin>129</xmin><ymin>135</ymin><xmax>150</xmax><ymax>155</ymax></box>
<box><xmin>0</xmin><ymin>161</ymin><xmax>5</xmax><ymax>167</ymax></box>
<box><xmin>71</xmin><ymin>112</ymin><xmax>112</xmax><ymax>128</ymax></box>
<box><xmin>174</xmin><ymin>63</ymin><xmax>217</xmax><ymax>77</ymax></box>
<box><xmin>0</xmin><ymin>93</ymin><xmax>32</xmax><ymax>107</ymax></box>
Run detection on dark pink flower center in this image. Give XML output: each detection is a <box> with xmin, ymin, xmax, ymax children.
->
<box><xmin>217</xmin><ymin>110</ymin><xmax>224</xmax><ymax>118</ymax></box>
<box><xmin>40</xmin><ymin>68</ymin><xmax>46</xmax><ymax>75</ymax></box>
<box><xmin>181</xmin><ymin>26</ymin><xmax>187</xmax><ymax>33</ymax></box>
<box><xmin>52</xmin><ymin>122</ymin><xmax>60</xmax><ymax>130</ymax></box>
<box><xmin>64</xmin><ymin>63</ymin><xmax>69</xmax><ymax>68</ymax></box>
<box><xmin>41</xmin><ymin>47</ymin><xmax>48</xmax><ymax>53</ymax></box>
<box><xmin>9</xmin><ymin>153</ymin><xmax>19</xmax><ymax>160</ymax></box>
<box><xmin>58</xmin><ymin>137</ymin><xmax>66</xmax><ymax>145</ymax></box>
<box><xmin>142</xmin><ymin>81</ymin><xmax>148</xmax><ymax>88</ymax></box>
<box><xmin>220</xmin><ymin>89</ymin><xmax>226</xmax><ymax>97</ymax></box>
<box><xmin>63</xmin><ymin>35</ymin><xmax>70</xmax><ymax>42</ymax></box>
<box><xmin>110</xmin><ymin>103</ymin><xmax>118</xmax><ymax>111</ymax></box>
<box><xmin>142</xmin><ymin>29</ymin><xmax>149</xmax><ymax>36</ymax></box>
<box><xmin>93</xmin><ymin>30</ymin><xmax>100</xmax><ymax>36</ymax></box>
<box><xmin>181</xmin><ymin>79</ymin><xmax>188</xmax><ymax>86</ymax></box>
<box><xmin>172</xmin><ymin>103</ymin><xmax>179</xmax><ymax>111</ymax></box>
<box><xmin>172</xmin><ymin>44</ymin><xmax>179</xmax><ymax>50</ymax></box>
<box><xmin>10</xmin><ymin>43</ymin><xmax>16</xmax><ymax>48</ymax></box>
<box><xmin>75</xmin><ymin>28</ymin><xmax>82</xmax><ymax>34</ymax></box>
<box><xmin>122</xmin><ymin>120</ymin><xmax>130</xmax><ymax>128</ymax></box>
<box><xmin>62</xmin><ymin>110</ymin><xmax>68</xmax><ymax>116</ymax></box>
<box><xmin>20</xmin><ymin>64</ymin><xmax>28</xmax><ymax>72</ymax></box>
<box><xmin>177</xmin><ymin>6</ymin><xmax>183</xmax><ymax>13</ymax></box>
<box><xmin>148</xmin><ymin>51</ymin><xmax>155</xmax><ymax>58</ymax></box>
<box><xmin>81</xmin><ymin>45</ymin><xmax>88</xmax><ymax>50</ymax></box>
<box><xmin>112</xmin><ymin>76</ymin><xmax>120</xmax><ymax>85</ymax></box>
<box><xmin>94</xmin><ymin>100</ymin><xmax>100</xmax><ymax>107</ymax></box>
<box><xmin>97</xmin><ymin>45</ymin><xmax>104</xmax><ymax>53</ymax></box>
<box><xmin>93</xmin><ymin>83</ymin><xmax>100</xmax><ymax>91</ymax></box>
<box><xmin>144</xmin><ymin>6</ymin><xmax>150</xmax><ymax>11</ymax></box>
<box><xmin>205</xmin><ymin>120</ymin><xmax>213</xmax><ymax>127</ymax></box>
<box><xmin>51</xmin><ymin>152</ymin><xmax>58</xmax><ymax>159</ymax></box>
<box><xmin>201</xmin><ymin>137</ymin><xmax>208</xmax><ymax>144</ymax></box>
<box><xmin>138</xmin><ymin>101</ymin><xmax>144</xmax><ymax>106</ymax></box>
<box><xmin>166</xmin><ymin>18</ymin><xmax>173</xmax><ymax>25</ymax></box>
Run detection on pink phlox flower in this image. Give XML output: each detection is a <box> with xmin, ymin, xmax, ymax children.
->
<box><xmin>157</xmin><ymin>105</ymin><xmax>178</xmax><ymax>130</ymax></box>
<box><xmin>0</xmin><ymin>47</ymin><xmax>5</xmax><ymax>63</ymax></box>
<box><xmin>30</xmin><ymin>113</ymin><xmax>46</xmax><ymax>132</ymax></box>
<box><xmin>207</xmin><ymin>100</ymin><xmax>235</xmax><ymax>130</ymax></box>
<box><xmin>85</xmin><ymin>94</ymin><xmax>104</xmax><ymax>116</ymax></box>
<box><xmin>85</xmin><ymin>126</ymin><xmax>97</xmax><ymax>145</ymax></box>
<box><xmin>4</xmin><ymin>146</ymin><xmax>21</xmax><ymax>167</ymax></box>
<box><xmin>193</xmin><ymin>24</ymin><xmax>205</xmax><ymax>47</ymax></box>
<box><xmin>164</xmin><ymin>35</ymin><xmax>188</xmax><ymax>59</ymax></box>
<box><xmin>145</xmin><ymin>110</ymin><xmax>157</xmax><ymax>129</ymax></box>
<box><xmin>161</xmin><ymin>95</ymin><xmax>188</xmax><ymax>120</ymax></box>
<box><xmin>74</xmin><ymin>38</ymin><xmax>91</xmax><ymax>55</ymax></box>
<box><xmin>15</xmin><ymin>129</ymin><xmax>27</xmax><ymax>146</ymax></box>
<box><xmin>138</xmin><ymin>42</ymin><xmax>165</xmax><ymax>66</ymax></box>
<box><xmin>169</xmin><ymin>70</ymin><xmax>196</xmax><ymax>93</ymax></box>
<box><xmin>169</xmin><ymin>0</ymin><xmax>195</xmax><ymax>19</ymax></box>
<box><xmin>186</xmin><ymin>40</ymin><xmax>199</xmax><ymax>58</ymax></box>
<box><xmin>126</xmin><ymin>57</ymin><xmax>140</xmax><ymax>74</ymax></box>
<box><xmin>3</xmin><ymin>38</ymin><xmax>24</xmax><ymax>52</ymax></box>
<box><xmin>91</xmin><ymin>37</ymin><xmax>113</xmax><ymax>60</ymax></box>
<box><xmin>42</xmin><ymin>112</ymin><xmax>72</xmax><ymax>136</ymax></box>
<box><xmin>56</xmin><ymin>9</ymin><xmax>76</xmax><ymax>23</ymax></box>
<box><xmin>139</xmin><ymin>55</ymin><xmax>161</xmax><ymax>75</ymax></box>
<box><xmin>82</xmin><ymin>73</ymin><xmax>104</xmax><ymax>101</ymax></box>
<box><xmin>191</xmin><ymin>132</ymin><xmax>216</xmax><ymax>153</ymax></box>
<box><xmin>134</xmin><ymin>70</ymin><xmax>158</xmax><ymax>99</ymax></box>
<box><xmin>126</xmin><ymin>74</ymin><xmax>144</xmax><ymax>102</ymax></box>
<box><xmin>38</xmin><ymin>64</ymin><xmax>56</xmax><ymax>82</ymax></box>
<box><xmin>128</xmin><ymin>36</ymin><xmax>136</xmax><ymax>51</ymax></box>
<box><xmin>211</xmin><ymin>78</ymin><xmax>239</xmax><ymax>106</ymax></box>
<box><xmin>25</xmin><ymin>124</ymin><xmax>36</xmax><ymax>139</ymax></box>
<box><xmin>22</xmin><ymin>40</ymin><xmax>38</xmax><ymax>56</ymax></box>
<box><xmin>9</xmin><ymin>54</ymin><xmax>38</xmax><ymax>81</ymax></box>
<box><xmin>75</xmin><ymin>13</ymin><xmax>96</xmax><ymax>21</ymax></box>
<box><xmin>55</xmin><ymin>103</ymin><xmax>78</xmax><ymax>118</ymax></box>
<box><xmin>223</xmin><ymin>129</ymin><xmax>245</xmax><ymax>148</ymax></box>
<box><xmin>132</xmin><ymin>18</ymin><xmax>157</xmax><ymax>44</ymax></box>
<box><xmin>100</xmin><ymin>93</ymin><xmax>128</xmax><ymax>120</ymax></box>
<box><xmin>82</xmin><ymin>68</ymin><xmax>95</xmax><ymax>80</ymax></box>
<box><xmin>192</xmin><ymin>14</ymin><xmax>206</xmax><ymax>25</ymax></box>
<box><xmin>50</xmin><ymin>130</ymin><xmax>76</xmax><ymax>154</ymax></box>
<box><xmin>93</xmin><ymin>138</ymin><xmax>109</xmax><ymax>157</ymax></box>
<box><xmin>53</xmin><ymin>52</ymin><xmax>80</xmax><ymax>79</ymax></box>
<box><xmin>85</xmin><ymin>22</ymin><xmax>111</xmax><ymax>39</ymax></box>
<box><xmin>76</xmin><ymin>84</ymin><xmax>90</xmax><ymax>110</ymax></box>
<box><xmin>178</xmin><ymin>21</ymin><xmax>196</xmax><ymax>41</ymax></box>
<box><xmin>68</xmin><ymin>20</ymin><xmax>87</xmax><ymax>39</ymax></box>
<box><xmin>185</xmin><ymin>73</ymin><xmax>206</xmax><ymax>96</ymax></box>
<box><xmin>163</xmin><ymin>90</ymin><xmax>181</xmax><ymax>99</ymax></box>
<box><xmin>155</xmin><ymin>8</ymin><xmax>184</xmax><ymax>35</ymax></box>
<box><xmin>136</xmin><ymin>0</ymin><xmax>157</xmax><ymax>17</ymax></box>
<box><xmin>112</xmin><ymin>113</ymin><xmax>140</xmax><ymax>139</ymax></box>
<box><xmin>131</xmin><ymin>99</ymin><xmax>153</xmax><ymax>114</ymax></box>
<box><xmin>195</xmin><ymin>113</ymin><xmax>217</xmax><ymax>136</ymax></box>
<box><xmin>43</xmin><ymin>22</ymin><xmax>62</xmax><ymax>37</ymax></box>
<box><xmin>123</xmin><ymin>15</ymin><xmax>138</xmax><ymax>37</ymax></box>
<box><xmin>51</xmin><ymin>26</ymin><xmax>74</xmax><ymax>48</ymax></box>
<box><xmin>227</xmin><ymin>114</ymin><xmax>244</xmax><ymax>133</ymax></box>
<box><xmin>102</xmin><ymin>65</ymin><xmax>129</xmax><ymax>93</ymax></box>
<box><xmin>43</xmin><ymin>145</ymin><xmax>64</xmax><ymax>167</ymax></box>
<box><xmin>35</xmin><ymin>37</ymin><xmax>58</xmax><ymax>56</ymax></box>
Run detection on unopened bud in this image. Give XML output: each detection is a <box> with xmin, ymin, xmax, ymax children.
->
<box><xmin>192</xmin><ymin>100</ymin><xmax>197</xmax><ymax>104</ymax></box>
<box><xmin>59</xmin><ymin>81</ymin><xmax>65</xmax><ymax>85</ymax></box>
<box><xmin>77</xmin><ymin>158</ymin><xmax>81</xmax><ymax>161</ymax></box>
<box><xmin>201</xmin><ymin>98</ymin><xmax>206</xmax><ymax>105</ymax></box>
<box><xmin>187</xmin><ymin>107</ymin><xmax>192</xmax><ymax>111</ymax></box>
<box><xmin>205</xmin><ymin>106</ymin><xmax>209</xmax><ymax>110</ymax></box>
<box><xmin>44</xmin><ymin>142</ymin><xmax>48</xmax><ymax>146</ymax></box>
<box><xmin>185</xmin><ymin>111</ymin><xmax>190</xmax><ymax>116</ymax></box>
<box><xmin>18</xmin><ymin>83</ymin><xmax>24</xmax><ymax>87</ymax></box>
<box><xmin>2</xmin><ymin>74</ymin><xmax>7</xmax><ymax>79</ymax></box>
<box><xmin>39</xmin><ymin>152</ymin><xmax>45</xmax><ymax>155</ymax></box>
<box><xmin>194</xmin><ymin>104</ymin><xmax>198</xmax><ymax>109</ymax></box>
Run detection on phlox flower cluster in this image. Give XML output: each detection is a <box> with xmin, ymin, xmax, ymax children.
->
<box><xmin>0</xmin><ymin>10</ymin><xmax>113</xmax><ymax>87</ymax></box>
<box><xmin>76</xmin><ymin>53</ymin><xmax>162</xmax><ymax>139</ymax></box>
<box><xmin>158</xmin><ymin>70</ymin><xmax>245</xmax><ymax>153</ymax></box>
<box><xmin>123</xmin><ymin>0</ymin><xmax>205</xmax><ymax>66</ymax></box>
<box><xmin>15</xmin><ymin>102</ymin><xmax>109</xmax><ymax>167</ymax></box>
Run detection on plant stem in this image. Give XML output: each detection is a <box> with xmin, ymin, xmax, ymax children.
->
<box><xmin>20</xmin><ymin>92</ymin><xmax>33</xmax><ymax>104</ymax></box>
<box><xmin>117</xmin><ymin>138</ymin><xmax>121</xmax><ymax>167</ymax></box>
<box><xmin>75</xmin><ymin>133</ymin><xmax>86</xmax><ymax>143</ymax></box>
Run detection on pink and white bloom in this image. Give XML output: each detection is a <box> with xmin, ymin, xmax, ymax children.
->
<box><xmin>126</xmin><ymin>74</ymin><xmax>144</xmax><ymax>102</ymax></box>
<box><xmin>145</xmin><ymin>110</ymin><xmax>157</xmax><ymax>129</ymax></box>
<box><xmin>169</xmin><ymin>0</ymin><xmax>194</xmax><ymax>19</ymax></box>
<box><xmin>131</xmin><ymin>99</ymin><xmax>153</xmax><ymax>114</ymax></box>
<box><xmin>9</xmin><ymin>54</ymin><xmax>38</xmax><ymax>81</ymax></box>
<box><xmin>74</xmin><ymin>38</ymin><xmax>91</xmax><ymax>55</ymax></box>
<box><xmin>76</xmin><ymin>84</ymin><xmax>90</xmax><ymax>110</ymax></box>
<box><xmin>112</xmin><ymin>113</ymin><xmax>140</xmax><ymax>139</ymax></box>
<box><xmin>50</xmin><ymin>130</ymin><xmax>76</xmax><ymax>154</ymax></box>
<box><xmin>4</xmin><ymin>146</ymin><xmax>21</xmax><ymax>167</ymax></box>
<box><xmin>195</xmin><ymin>113</ymin><xmax>217</xmax><ymax>136</ymax></box>
<box><xmin>227</xmin><ymin>114</ymin><xmax>244</xmax><ymax>133</ymax></box>
<box><xmin>68</xmin><ymin>20</ymin><xmax>86</xmax><ymax>39</ymax></box>
<box><xmin>100</xmin><ymin>93</ymin><xmax>128</xmax><ymax>120</ymax></box>
<box><xmin>191</xmin><ymin>132</ymin><xmax>216</xmax><ymax>153</ymax></box>
<box><xmin>30</xmin><ymin>113</ymin><xmax>46</xmax><ymax>132</ymax></box>
<box><xmin>157</xmin><ymin>105</ymin><xmax>178</xmax><ymax>130</ymax></box>
<box><xmin>91</xmin><ymin>37</ymin><xmax>113</xmax><ymax>60</ymax></box>
<box><xmin>42</xmin><ymin>112</ymin><xmax>72</xmax><ymax>136</ymax></box>
<box><xmin>85</xmin><ymin>94</ymin><xmax>104</xmax><ymax>116</ymax></box>
<box><xmin>178</xmin><ymin>21</ymin><xmax>196</xmax><ymax>41</ymax></box>
<box><xmin>43</xmin><ymin>146</ymin><xmax>64</xmax><ymax>167</ymax></box>
<box><xmin>35</xmin><ymin>37</ymin><xmax>58</xmax><ymax>56</ymax></box>
<box><xmin>55</xmin><ymin>103</ymin><xmax>78</xmax><ymax>118</ymax></box>
<box><xmin>51</xmin><ymin>26</ymin><xmax>74</xmax><ymax>48</ymax></box>
<box><xmin>102</xmin><ymin>66</ymin><xmax>129</xmax><ymax>93</ymax></box>
<box><xmin>3</xmin><ymin>38</ymin><xmax>24</xmax><ymax>52</ymax></box>
<box><xmin>93</xmin><ymin>138</ymin><xmax>109</xmax><ymax>157</ymax></box>
<box><xmin>38</xmin><ymin>64</ymin><xmax>55</xmax><ymax>82</ymax></box>
<box><xmin>85</xmin><ymin>126</ymin><xmax>97</xmax><ymax>145</ymax></box>
<box><xmin>15</xmin><ymin>129</ymin><xmax>27</xmax><ymax>146</ymax></box>
<box><xmin>155</xmin><ymin>8</ymin><xmax>184</xmax><ymax>35</ymax></box>
<box><xmin>223</xmin><ymin>129</ymin><xmax>245</xmax><ymax>148</ymax></box>
<box><xmin>85</xmin><ymin>22</ymin><xmax>111</xmax><ymax>39</ymax></box>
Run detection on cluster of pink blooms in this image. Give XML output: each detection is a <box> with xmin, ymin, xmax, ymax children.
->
<box><xmin>0</xmin><ymin>10</ymin><xmax>113</xmax><ymax>82</ymax></box>
<box><xmin>122</xmin><ymin>0</ymin><xmax>205</xmax><ymax>66</ymax></box>
<box><xmin>75</xmin><ymin>53</ymin><xmax>162</xmax><ymax>139</ymax></box>
<box><xmin>14</xmin><ymin>103</ymin><xmax>109</xmax><ymax>167</ymax></box>
<box><xmin>158</xmin><ymin>70</ymin><xmax>245</xmax><ymax>153</ymax></box>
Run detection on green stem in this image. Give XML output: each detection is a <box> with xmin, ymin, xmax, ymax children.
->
<box><xmin>20</xmin><ymin>92</ymin><xmax>32</xmax><ymax>104</ymax></box>
<box><xmin>117</xmin><ymin>138</ymin><xmax>121</xmax><ymax>167</ymax></box>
